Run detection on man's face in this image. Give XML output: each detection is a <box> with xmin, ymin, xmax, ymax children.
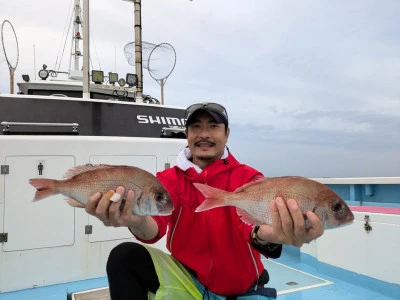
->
<box><xmin>186</xmin><ymin>111</ymin><xmax>230</xmax><ymax>168</ymax></box>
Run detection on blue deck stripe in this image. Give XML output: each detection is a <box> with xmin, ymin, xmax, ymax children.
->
<box><xmin>0</xmin><ymin>278</ymin><xmax>108</xmax><ymax>300</ymax></box>
<box><xmin>0</xmin><ymin>246</ymin><xmax>399</xmax><ymax>300</ymax></box>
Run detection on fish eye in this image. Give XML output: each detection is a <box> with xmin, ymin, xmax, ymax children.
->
<box><xmin>330</xmin><ymin>200</ymin><xmax>343</xmax><ymax>213</ymax></box>
<box><xmin>154</xmin><ymin>191</ymin><xmax>164</xmax><ymax>202</ymax></box>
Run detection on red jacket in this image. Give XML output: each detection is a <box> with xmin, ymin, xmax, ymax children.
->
<box><xmin>141</xmin><ymin>152</ymin><xmax>265</xmax><ymax>296</ymax></box>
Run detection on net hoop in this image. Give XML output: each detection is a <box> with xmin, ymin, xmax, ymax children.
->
<box><xmin>147</xmin><ymin>42</ymin><xmax>176</xmax><ymax>82</ymax></box>
<box><xmin>1</xmin><ymin>20</ymin><xmax>19</xmax><ymax>70</ymax></box>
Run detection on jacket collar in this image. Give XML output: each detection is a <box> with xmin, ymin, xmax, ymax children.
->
<box><xmin>176</xmin><ymin>146</ymin><xmax>229</xmax><ymax>174</ymax></box>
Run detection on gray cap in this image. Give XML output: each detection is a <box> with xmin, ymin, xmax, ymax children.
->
<box><xmin>185</xmin><ymin>102</ymin><xmax>228</xmax><ymax>128</ymax></box>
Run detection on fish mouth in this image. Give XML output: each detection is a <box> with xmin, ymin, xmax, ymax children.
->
<box><xmin>157</xmin><ymin>210</ymin><xmax>174</xmax><ymax>216</ymax></box>
<box><xmin>157</xmin><ymin>204</ymin><xmax>174</xmax><ymax>215</ymax></box>
<box><xmin>150</xmin><ymin>206</ymin><xmax>174</xmax><ymax>216</ymax></box>
<box><xmin>137</xmin><ymin>203</ymin><xmax>173</xmax><ymax>216</ymax></box>
<box><xmin>324</xmin><ymin>218</ymin><xmax>354</xmax><ymax>230</ymax></box>
<box><xmin>336</xmin><ymin>219</ymin><xmax>354</xmax><ymax>228</ymax></box>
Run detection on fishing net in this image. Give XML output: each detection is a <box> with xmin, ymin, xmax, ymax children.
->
<box><xmin>1</xmin><ymin>20</ymin><xmax>19</xmax><ymax>70</ymax></box>
<box><xmin>1</xmin><ymin>20</ymin><xmax>19</xmax><ymax>94</ymax></box>
<box><xmin>124</xmin><ymin>41</ymin><xmax>176</xmax><ymax>81</ymax></box>
<box><xmin>124</xmin><ymin>41</ymin><xmax>176</xmax><ymax>104</ymax></box>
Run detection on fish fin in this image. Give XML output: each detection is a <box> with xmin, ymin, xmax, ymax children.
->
<box><xmin>66</xmin><ymin>198</ymin><xmax>86</xmax><ymax>208</ymax></box>
<box><xmin>233</xmin><ymin>177</ymin><xmax>266</xmax><ymax>193</ymax></box>
<box><xmin>236</xmin><ymin>208</ymin><xmax>259</xmax><ymax>225</ymax></box>
<box><xmin>62</xmin><ymin>164</ymin><xmax>116</xmax><ymax>179</ymax></box>
<box><xmin>29</xmin><ymin>178</ymin><xmax>58</xmax><ymax>201</ymax></box>
<box><xmin>193</xmin><ymin>183</ymin><xmax>229</xmax><ymax>212</ymax></box>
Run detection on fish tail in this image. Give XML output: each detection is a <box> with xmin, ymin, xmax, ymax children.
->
<box><xmin>194</xmin><ymin>183</ymin><xmax>230</xmax><ymax>212</ymax></box>
<box><xmin>29</xmin><ymin>178</ymin><xmax>58</xmax><ymax>201</ymax></box>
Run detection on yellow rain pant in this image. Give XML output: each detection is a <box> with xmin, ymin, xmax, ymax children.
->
<box><xmin>143</xmin><ymin>245</ymin><xmax>202</xmax><ymax>300</ymax></box>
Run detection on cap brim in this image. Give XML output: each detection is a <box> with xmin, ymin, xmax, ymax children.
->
<box><xmin>186</xmin><ymin>108</ymin><xmax>226</xmax><ymax>127</ymax></box>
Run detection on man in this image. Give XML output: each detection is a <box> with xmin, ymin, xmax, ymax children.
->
<box><xmin>86</xmin><ymin>102</ymin><xmax>324</xmax><ymax>299</ymax></box>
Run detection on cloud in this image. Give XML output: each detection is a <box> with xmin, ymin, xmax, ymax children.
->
<box><xmin>1</xmin><ymin>0</ymin><xmax>399</xmax><ymax>178</ymax></box>
<box><xmin>231</xmin><ymin>108</ymin><xmax>400</xmax><ymax>149</ymax></box>
<box><xmin>228</xmin><ymin>120</ymin><xmax>400</xmax><ymax>178</ymax></box>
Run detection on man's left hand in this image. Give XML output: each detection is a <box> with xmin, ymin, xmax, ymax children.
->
<box><xmin>257</xmin><ymin>197</ymin><xmax>324</xmax><ymax>247</ymax></box>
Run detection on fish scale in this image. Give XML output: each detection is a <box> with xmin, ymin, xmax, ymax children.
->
<box><xmin>59</xmin><ymin>180</ymin><xmax>142</xmax><ymax>203</ymax></box>
<box><xmin>29</xmin><ymin>164</ymin><xmax>174</xmax><ymax>216</ymax></box>
<box><xmin>194</xmin><ymin>176</ymin><xmax>354</xmax><ymax>229</ymax></box>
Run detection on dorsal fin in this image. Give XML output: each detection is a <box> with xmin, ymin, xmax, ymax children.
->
<box><xmin>62</xmin><ymin>164</ymin><xmax>116</xmax><ymax>180</ymax></box>
<box><xmin>233</xmin><ymin>176</ymin><xmax>307</xmax><ymax>193</ymax></box>
<box><xmin>234</xmin><ymin>176</ymin><xmax>265</xmax><ymax>193</ymax></box>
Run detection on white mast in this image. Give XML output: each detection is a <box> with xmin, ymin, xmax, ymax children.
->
<box><xmin>68</xmin><ymin>0</ymin><xmax>84</xmax><ymax>80</ymax></box>
<box><xmin>73</xmin><ymin>0</ymin><xmax>82</xmax><ymax>71</ymax></box>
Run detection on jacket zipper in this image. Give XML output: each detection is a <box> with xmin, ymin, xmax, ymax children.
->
<box><xmin>169</xmin><ymin>206</ymin><xmax>182</xmax><ymax>251</ymax></box>
<box><xmin>247</xmin><ymin>243</ymin><xmax>260</xmax><ymax>291</ymax></box>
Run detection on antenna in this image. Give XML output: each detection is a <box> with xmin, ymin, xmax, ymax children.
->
<box><xmin>33</xmin><ymin>44</ymin><xmax>37</xmax><ymax>80</ymax></box>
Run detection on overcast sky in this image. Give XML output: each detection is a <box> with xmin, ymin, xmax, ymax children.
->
<box><xmin>1</xmin><ymin>0</ymin><xmax>399</xmax><ymax>177</ymax></box>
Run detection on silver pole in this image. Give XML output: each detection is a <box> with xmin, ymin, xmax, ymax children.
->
<box><xmin>9</xmin><ymin>67</ymin><xmax>14</xmax><ymax>94</ymax></box>
<box><xmin>82</xmin><ymin>0</ymin><xmax>90</xmax><ymax>99</ymax></box>
<box><xmin>160</xmin><ymin>78</ymin><xmax>164</xmax><ymax>105</ymax></box>
<box><xmin>134</xmin><ymin>0</ymin><xmax>143</xmax><ymax>102</ymax></box>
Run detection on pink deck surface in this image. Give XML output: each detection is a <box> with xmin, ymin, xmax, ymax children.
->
<box><xmin>350</xmin><ymin>206</ymin><xmax>400</xmax><ymax>215</ymax></box>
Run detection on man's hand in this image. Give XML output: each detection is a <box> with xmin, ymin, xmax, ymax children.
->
<box><xmin>257</xmin><ymin>197</ymin><xmax>324</xmax><ymax>247</ymax></box>
<box><xmin>85</xmin><ymin>186</ymin><xmax>159</xmax><ymax>240</ymax></box>
<box><xmin>86</xmin><ymin>186</ymin><xmax>141</xmax><ymax>227</ymax></box>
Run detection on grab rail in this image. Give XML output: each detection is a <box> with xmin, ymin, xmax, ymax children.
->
<box><xmin>1</xmin><ymin>121</ymin><xmax>79</xmax><ymax>134</ymax></box>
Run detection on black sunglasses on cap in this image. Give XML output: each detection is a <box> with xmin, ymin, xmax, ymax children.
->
<box><xmin>185</xmin><ymin>102</ymin><xmax>228</xmax><ymax>127</ymax></box>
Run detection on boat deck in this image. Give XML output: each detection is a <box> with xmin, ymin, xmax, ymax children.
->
<box><xmin>0</xmin><ymin>246</ymin><xmax>398</xmax><ymax>300</ymax></box>
<box><xmin>270</xmin><ymin>247</ymin><xmax>398</xmax><ymax>300</ymax></box>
